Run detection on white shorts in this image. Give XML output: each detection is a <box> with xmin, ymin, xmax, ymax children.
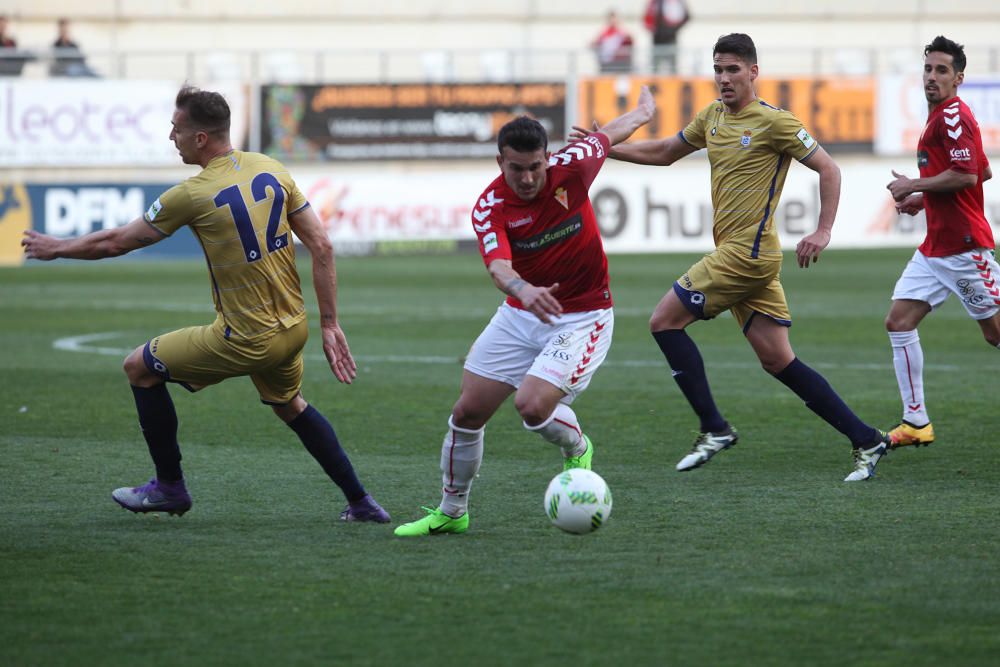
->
<box><xmin>464</xmin><ymin>303</ymin><xmax>614</xmax><ymax>401</ymax></box>
<box><xmin>892</xmin><ymin>248</ymin><xmax>1000</xmax><ymax>320</ymax></box>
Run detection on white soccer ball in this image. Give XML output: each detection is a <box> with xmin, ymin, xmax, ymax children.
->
<box><xmin>544</xmin><ymin>469</ymin><xmax>612</xmax><ymax>534</ymax></box>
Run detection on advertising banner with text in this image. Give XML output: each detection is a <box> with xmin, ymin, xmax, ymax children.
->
<box><xmin>578</xmin><ymin>76</ymin><xmax>875</xmax><ymax>151</ymax></box>
<box><xmin>876</xmin><ymin>75</ymin><xmax>1000</xmax><ymax>156</ymax></box>
<box><xmin>260</xmin><ymin>83</ymin><xmax>566</xmax><ymax>161</ymax></box>
<box><xmin>7</xmin><ymin>161</ymin><xmax>997</xmax><ymax>265</ymax></box>
<box><xmin>293</xmin><ymin>158</ymin><xmax>999</xmax><ymax>252</ymax></box>
<box><xmin>0</xmin><ymin>80</ymin><xmax>247</xmax><ymax>167</ymax></box>
<box><xmin>0</xmin><ymin>182</ymin><xmax>200</xmax><ymax>265</ymax></box>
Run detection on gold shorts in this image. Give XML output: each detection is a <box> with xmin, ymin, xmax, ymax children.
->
<box><xmin>143</xmin><ymin>318</ymin><xmax>309</xmax><ymax>404</ymax></box>
<box><xmin>674</xmin><ymin>244</ymin><xmax>791</xmax><ymax>331</ymax></box>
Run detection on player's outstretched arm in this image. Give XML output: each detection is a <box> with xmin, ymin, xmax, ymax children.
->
<box><xmin>487</xmin><ymin>259</ymin><xmax>562</xmax><ymax>324</ymax></box>
<box><xmin>594</xmin><ymin>85</ymin><xmax>655</xmax><ymax>146</ymax></box>
<box><xmin>568</xmin><ymin>126</ymin><xmax>695</xmax><ymax>166</ymax></box>
<box><xmin>21</xmin><ymin>217</ymin><xmax>164</xmax><ymax>261</ymax></box>
<box><xmin>796</xmin><ymin>146</ymin><xmax>841</xmax><ymax>268</ymax></box>
<box><xmin>289</xmin><ymin>205</ymin><xmax>357</xmax><ymax>384</ymax></box>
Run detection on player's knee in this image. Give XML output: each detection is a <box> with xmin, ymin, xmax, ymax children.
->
<box><xmin>450</xmin><ymin>402</ymin><xmax>488</xmax><ymax>430</ymax></box>
<box><xmin>122</xmin><ymin>348</ymin><xmax>149</xmax><ymax>385</ymax></box>
<box><xmin>885</xmin><ymin>314</ymin><xmax>906</xmax><ymax>332</ymax></box>
<box><xmin>513</xmin><ymin>394</ymin><xmax>550</xmax><ymax>426</ymax></box>
<box><xmin>273</xmin><ymin>394</ymin><xmax>307</xmax><ymax>423</ymax></box>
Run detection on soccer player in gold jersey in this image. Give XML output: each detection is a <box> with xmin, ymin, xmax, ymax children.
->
<box><xmin>585</xmin><ymin>33</ymin><xmax>890</xmax><ymax>481</ymax></box>
<box><xmin>22</xmin><ymin>86</ymin><xmax>389</xmax><ymax>519</ymax></box>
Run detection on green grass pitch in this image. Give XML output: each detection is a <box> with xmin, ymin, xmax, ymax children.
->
<box><xmin>2</xmin><ymin>249</ymin><xmax>998</xmax><ymax>666</ymax></box>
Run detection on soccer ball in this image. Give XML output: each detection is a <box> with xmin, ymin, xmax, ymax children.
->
<box><xmin>543</xmin><ymin>469</ymin><xmax>612</xmax><ymax>534</ymax></box>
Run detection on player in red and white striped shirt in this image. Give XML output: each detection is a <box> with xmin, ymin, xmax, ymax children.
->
<box><xmin>885</xmin><ymin>36</ymin><xmax>1000</xmax><ymax>449</ymax></box>
<box><xmin>395</xmin><ymin>88</ymin><xmax>654</xmax><ymax>537</ymax></box>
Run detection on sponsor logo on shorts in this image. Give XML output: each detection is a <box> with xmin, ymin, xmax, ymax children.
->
<box><xmin>552</xmin><ymin>332</ymin><xmax>573</xmax><ymax>348</ymax></box>
<box><xmin>540</xmin><ymin>366</ymin><xmax>564</xmax><ymax>381</ymax></box>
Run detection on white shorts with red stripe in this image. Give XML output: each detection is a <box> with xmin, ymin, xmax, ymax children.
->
<box><xmin>464</xmin><ymin>303</ymin><xmax>614</xmax><ymax>401</ymax></box>
<box><xmin>892</xmin><ymin>248</ymin><xmax>1000</xmax><ymax>320</ymax></box>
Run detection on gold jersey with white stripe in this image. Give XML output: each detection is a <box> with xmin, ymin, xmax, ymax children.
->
<box><xmin>144</xmin><ymin>150</ymin><xmax>310</xmax><ymax>340</ymax></box>
<box><xmin>681</xmin><ymin>99</ymin><xmax>818</xmax><ymax>258</ymax></box>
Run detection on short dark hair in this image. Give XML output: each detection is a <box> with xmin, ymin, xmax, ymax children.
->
<box><xmin>713</xmin><ymin>33</ymin><xmax>757</xmax><ymax>65</ymax></box>
<box><xmin>497</xmin><ymin>116</ymin><xmax>547</xmax><ymax>154</ymax></box>
<box><xmin>175</xmin><ymin>86</ymin><xmax>231</xmax><ymax>135</ymax></box>
<box><xmin>925</xmin><ymin>35</ymin><xmax>966</xmax><ymax>73</ymax></box>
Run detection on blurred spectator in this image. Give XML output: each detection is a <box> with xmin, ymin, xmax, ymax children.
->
<box><xmin>0</xmin><ymin>15</ymin><xmax>31</xmax><ymax>76</ymax></box>
<box><xmin>592</xmin><ymin>11</ymin><xmax>634</xmax><ymax>74</ymax></box>
<box><xmin>0</xmin><ymin>15</ymin><xmax>16</xmax><ymax>48</ymax></box>
<box><xmin>644</xmin><ymin>0</ymin><xmax>689</xmax><ymax>74</ymax></box>
<box><xmin>51</xmin><ymin>18</ymin><xmax>96</xmax><ymax>77</ymax></box>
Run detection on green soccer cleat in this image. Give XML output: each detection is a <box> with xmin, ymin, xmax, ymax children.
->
<box><xmin>563</xmin><ymin>434</ymin><xmax>594</xmax><ymax>471</ymax></box>
<box><xmin>394</xmin><ymin>506</ymin><xmax>470</xmax><ymax>537</ymax></box>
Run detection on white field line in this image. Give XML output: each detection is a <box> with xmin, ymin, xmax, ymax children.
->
<box><xmin>52</xmin><ymin>332</ymin><xmax>960</xmax><ymax>372</ymax></box>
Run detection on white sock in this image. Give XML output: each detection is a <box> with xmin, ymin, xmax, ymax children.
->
<box><xmin>523</xmin><ymin>403</ymin><xmax>586</xmax><ymax>457</ymax></box>
<box><xmin>439</xmin><ymin>416</ymin><xmax>483</xmax><ymax>518</ymax></box>
<box><xmin>888</xmin><ymin>330</ymin><xmax>929</xmax><ymax>425</ymax></box>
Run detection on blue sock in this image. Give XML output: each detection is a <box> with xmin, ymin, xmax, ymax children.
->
<box><xmin>652</xmin><ymin>329</ymin><xmax>728</xmax><ymax>433</ymax></box>
<box><xmin>130</xmin><ymin>384</ymin><xmax>183</xmax><ymax>482</ymax></box>
<box><xmin>773</xmin><ymin>358</ymin><xmax>879</xmax><ymax>447</ymax></box>
<box><xmin>288</xmin><ymin>405</ymin><xmax>366</xmax><ymax>502</ymax></box>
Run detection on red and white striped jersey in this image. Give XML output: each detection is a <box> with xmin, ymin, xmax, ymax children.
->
<box><xmin>471</xmin><ymin>132</ymin><xmax>613</xmax><ymax>313</ymax></box>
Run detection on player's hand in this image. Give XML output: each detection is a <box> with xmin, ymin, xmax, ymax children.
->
<box><xmin>569</xmin><ymin>121</ymin><xmax>600</xmax><ymax>142</ymax></box>
<box><xmin>795</xmin><ymin>228</ymin><xmax>831</xmax><ymax>268</ymax></box>
<box><xmin>21</xmin><ymin>230</ymin><xmax>61</xmax><ymax>261</ymax></box>
<box><xmin>895</xmin><ymin>193</ymin><xmax>924</xmax><ymax>216</ymax></box>
<box><xmin>636</xmin><ymin>85</ymin><xmax>655</xmax><ymax>123</ymax></box>
<box><xmin>518</xmin><ymin>282</ymin><xmax>563</xmax><ymax>324</ymax></box>
<box><xmin>321</xmin><ymin>323</ymin><xmax>357</xmax><ymax>384</ymax></box>
<box><xmin>886</xmin><ymin>169</ymin><xmax>915</xmax><ymax>202</ymax></box>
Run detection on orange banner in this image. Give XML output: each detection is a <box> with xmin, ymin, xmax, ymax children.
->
<box><xmin>578</xmin><ymin>76</ymin><xmax>875</xmax><ymax>149</ymax></box>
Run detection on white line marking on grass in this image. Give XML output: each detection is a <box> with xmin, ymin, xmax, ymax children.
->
<box><xmin>52</xmin><ymin>332</ymin><xmax>961</xmax><ymax>371</ymax></box>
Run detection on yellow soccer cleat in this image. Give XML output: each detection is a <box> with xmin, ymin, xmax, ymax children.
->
<box><xmin>887</xmin><ymin>421</ymin><xmax>935</xmax><ymax>449</ymax></box>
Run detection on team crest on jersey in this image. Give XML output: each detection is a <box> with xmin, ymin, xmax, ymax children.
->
<box><xmin>741</xmin><ymin>130</ymin><xmax>752</xmax><ymax>148</ymax></box>
<box><xmin>145</xmin><ymin>198</ymin><xmax>162</xmax><ymax>221</ymax></box>
<box><xmin>554</xmin><ymin>187</ymin><xmax>569</xmax><ymax>209</ymax></box>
